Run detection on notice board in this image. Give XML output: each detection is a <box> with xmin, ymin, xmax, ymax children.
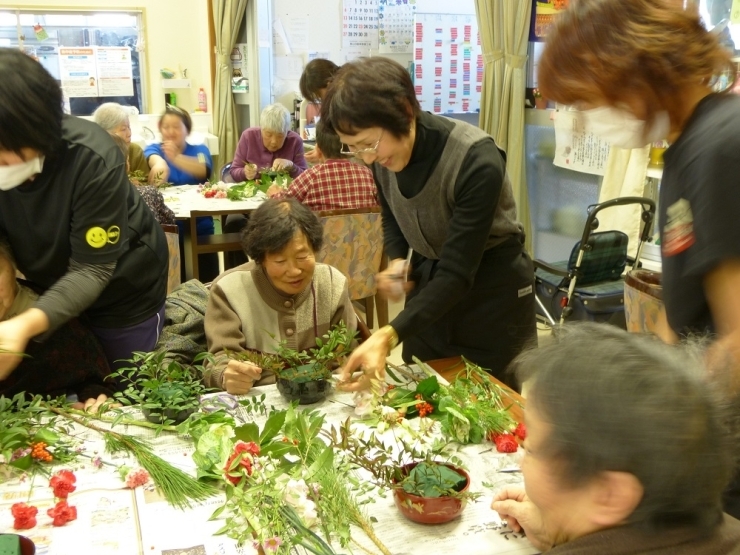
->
<box><xmin>412</xmin><ymin>12</ymin><xmax>482</xmax><ymax>114</ymax></box>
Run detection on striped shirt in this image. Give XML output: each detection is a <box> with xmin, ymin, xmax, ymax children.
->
<box><xmin>273</xmin><ymin>159</ymin><xmax>378</xmax><ymax>211</ymax></box>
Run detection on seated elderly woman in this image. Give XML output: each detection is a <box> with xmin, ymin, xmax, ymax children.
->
<box><xmin>492</xmin><ymin>323</ymin><xmax>740</xmax><ymax>554</ymax></box>
<box><xmin>203</xmin><ymin>198</ymin><xmax>356</xmax><ymax>394</ymax></box>
<box><xmin>225</xmin><ymin>103</ymin><xmax>309</xmax><ymax>267</ymax></box>
<box><xmin>92</xmin><ymin>102</ymin><xmax>149</xmax><ymax>176</ymax></box>
<box><xmin>229</xmin><ymin>103</ymin><xmax>307</xmax><ymax>182</ymax></box>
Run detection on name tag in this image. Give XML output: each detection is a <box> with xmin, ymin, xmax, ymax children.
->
<box><xmin>518</xmin><ymin>285</ymin><xmax>533</xmax><ymax>298</ymax></box>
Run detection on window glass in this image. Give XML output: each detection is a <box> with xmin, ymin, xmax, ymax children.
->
<box><xmin>0</xmin><ymin>10</ymin><xmax>146</xmax><ymax>116</ymax></box>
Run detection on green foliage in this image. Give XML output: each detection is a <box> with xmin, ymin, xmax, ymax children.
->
<box><xmin>402</xmin><ymin>462</ymin><xmax>467</xmax><ymax>498</ymax></box>
<box><xmin>108</xmin><ymin>351</ymin><xmax>214</xmax><ymax>424</ymax></box>
<box><xmin>225</xmin><ymin>168</ymin><xmax>292</xmax><ymax>201</ymax></box>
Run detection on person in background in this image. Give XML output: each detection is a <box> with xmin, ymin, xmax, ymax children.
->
<box><xmin>230</xmin><ymin>103</ymin><xmax>307</xmax><ymax>182</ymax></box>
<box><xmin>267</xmin><ymin>120</ymin><xmax>378</xmax><ymax>211</ymax></box>
<box><xmin>109</xmin><ymin>134</ymin><xmax>175</xmax><ymax>225</ymax></box>
<box><xmin>203</xmin><ymin>198</ymin><xmax>356</xmax><ymax>394</ymax></box>
<box><xmin>537</xmin><ymin>0</ymin><xmax>740</xmax><ymax>518</ymax></box>
<box><xmin>145</xmin><ymin>105</ymin><xmax>217</xmax><ymax>282</ymax></box>
<box><xmin>492</xmin><ymin>323</ymin><xmax>740</xmax><ymax>554</ymax></box>
<box><xmin>0</xmin><ymin>242</ymin><xmax>114</xmax><ymax>412</ymax></box>
<box><xmin>299</xmin><ymin>58</ymin><xmax>341</xmax><ymax>164</ymax></box>
<box><xmin>322</xmin><ymin>57</ymin><xmax>535</xmax><ymax>391</ymax></box>
<box><xmin>0</xmin><ymin>49</ymin><xmax>168</xmax><ymax>388</ymax></box>
<box><xmin>225</xmin><ymin>103</ymin><xmax>308</xmax><ymax>268</ymax></box>
<box><xmin>92</xmin><ymin>102</ymin><xmax>149</xmax><ymax>176</ymax></box>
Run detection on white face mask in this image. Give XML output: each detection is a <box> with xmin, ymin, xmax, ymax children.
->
<box><xmin>0</xmin><ymin>156</ymin><xmax>45</xmax><ymax>191</ymax></box>
<box><xmin>581</xmin><ymin>106</ymin><xmax>670</xmax><ymax>149</ymax></box>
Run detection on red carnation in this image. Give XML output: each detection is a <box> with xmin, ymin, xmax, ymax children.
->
<box><xmin>49</xmin><ymin>469</ymin><xmax>77</xmax><ymax>499</ymax></box>
<box><xmin>493</xmin><ymin>432</ymin><xmax>519</xmax><ymax>453</ymax></box>
<box><xmin>224</xmin><ymin>441</ymin><xmax>260</xmax><ymax>485</ymax></box>
<box><xmin>47</xmin><ymin>500</ymin><xmax>77</xmax><ymax>527</ymax></box>
<box><xmin>11</xmin><ymin>503</ymin><xmax>38</xmax><ymax>530</ymax></box>
<box><xmin>513</xmin><ymin>422</ymin><xmax>527</xmax><ymax>441</ymax></box>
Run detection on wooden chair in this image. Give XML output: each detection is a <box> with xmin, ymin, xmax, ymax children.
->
<box><xmin>189</xmin><ymin>211</ymin><xmax>243</xmax><ymax>281</ymax></box>
<box><xmin>161</xmin><ymin>223</ymin><xmax>181</xmax><ymax>294</ymax></box>
<box><xmin>316</xmin><ymin>207</ymin><xmax>388</xmax><ymax>328</ymax></box>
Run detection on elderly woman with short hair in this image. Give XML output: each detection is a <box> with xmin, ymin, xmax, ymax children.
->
<box><xmin>92</xmin><ymin>102</ymin><xmax>149</xmax><ymax>175</ymax></box>
<box><xmin>229</xmin><ymin>103</ymin><xmax>307</xmax><ymax>182</ymax></box>
<box><xmin>493</xmin><ymin>323</ymin><xmax>740</xmax><ymax>554</ymax></box>
<box><xmin>204</xmin><ymin>198</ymin><xmax>356</xmax><ymax>394</ymax></box>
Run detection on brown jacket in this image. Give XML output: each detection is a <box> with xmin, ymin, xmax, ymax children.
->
<box><xmin>549</xmin><ymin>515</ymin><xmax>740</xmax><ymax>555</ymax></box>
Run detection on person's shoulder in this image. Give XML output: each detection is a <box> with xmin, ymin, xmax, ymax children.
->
<box><xmin>143</xmin><ymin>142</ymin><xmax>162</xmax><ymax>156</ymax></box>
<box><xmin>679</xmin><ymin>94</ymin><xmax>740</xmax><ymax>151</ymax></box>
<box><xmin>211</xmin><ymin>261</ymin><xmax>257</xmax><ymax>291</ymax></box>
<box><xmin>286</xmin><ymin>130</ymin><xmax>303</xmax><ymax>144</ymax></box>
<box><xmin>315</xmin><ymin>263</ymin><xmax>348</xmax><ymax>288</ymax></box>
<box><xmin>62</xmin><ymin>115</ymin><xmax>121</xmax><ymax>168</ymax></box>
<box><xmin>129</xmin><ymin>142</ymin><xmax>145</xmax><ymax>156</ymax></box>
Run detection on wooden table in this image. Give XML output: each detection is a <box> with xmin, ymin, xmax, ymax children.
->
<box><xmin>162</xmin><ymin>185</ymin><xmax>265</xmax><ymax>280</ymax></box>
<box><xmin>427</xmin><ymin>356</ymin><xmax>525</xmax><ymax>423</ymax></box>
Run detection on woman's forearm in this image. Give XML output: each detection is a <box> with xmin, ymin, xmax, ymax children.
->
<box><xmin>170</xmin><ymin>154</ymin><xmax>208</xmax><ymax>180</ymax></box>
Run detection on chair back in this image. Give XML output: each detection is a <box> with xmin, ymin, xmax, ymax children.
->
<box><xmin>161</xmin><ymin>223</ymin><xmax>181</xmax><ymax>294</ymax></box>
<box><xmin>567</xmin><ymin>230</ymin><xmax>628</xmax><ymax>286</ymax></box>
<box><xmin>316</xmin><ymin>207</ymin><xmax>383</xmax><ymax>301</ymax></box>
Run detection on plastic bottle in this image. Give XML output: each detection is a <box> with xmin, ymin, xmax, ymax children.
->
<box><xmin>198</xmin><ymin>88</ymin><xmax>207</xmax><ymax>112</ymax></box>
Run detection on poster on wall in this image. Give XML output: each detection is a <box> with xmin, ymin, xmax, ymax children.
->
<box><xmin>530</xmin><ymin>0</ymin><xmax>570</xmax><ymax>42</ymax></box>
<box><xmin>552</xmin><ymin>110</ymin><xmax>610</xmax><ymax>176</ymax></box>
<box><xmin>413</xmin><ymin>12</ymin><xmax>482</xmax><ymax>114</ymax></box>
<box><xmin>59</xmin><ymin>47</ymin><xmax>99</xmax><ymax>97</ymax></box>
<box><xmin>342</xmin><ymin>0</ymin><xmax>379</xmax><ymax>50</ymax></box>
<box><xmin>379</xmin><ymin>0</ymin><xmax>417</xmax><ymax>54</ymax></box>
<box><xmin>96</xmin><ymin>47</ymin><xmax>134</xmax><ymax>97</ymax></box>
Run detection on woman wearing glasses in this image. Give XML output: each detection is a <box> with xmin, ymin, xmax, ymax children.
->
<box><xmin>324</xmin><ymin>57</ymin><xmax>536</xmax><ymax>390</ymax></box>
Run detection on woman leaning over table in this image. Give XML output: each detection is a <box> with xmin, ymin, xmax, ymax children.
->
<box><xmin>225</xmin><ymin>103</ymin><xmax>308</xmax><ymax>268</ymax></box>
<box><xmin>299</xmin><ymin>58</ymin><xmax>341</xmax><ymax>164</ymax></box>
<box><xmin>203</xmin><ymin>198</ymin><xmax>356</xmax><ymax>394</ymax></box>
<box><xmin>92</xmin><ymin>102</ymin><xmax>149</xmax><ymax>176</ymax></box>
<box><xmin>145</xmin><ymin>105</ymin><xmax>218</xmax><ymax>282</ymax></box>
<box><xmin>537</xmin><ymin>0</ymin><xmax>740</xmax><ymax>518</ymax></box>
<box><xmin>323</xmin><ymin>57</ymin><xmax>536</xmax><ymax>391</ymax></box>
<box><xmin>493</xmin><ymin>323</ymin><xmax>740</xmax><ymax>554</ymax></box>
<box><xmin>0</xmin><ymin>49</ymin><xmax>168</xmax><ymax>410</ymax></box>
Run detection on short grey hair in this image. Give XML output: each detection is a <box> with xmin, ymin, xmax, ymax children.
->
<box><xmin>513</xmin><ymin>323</ymin><xmax>736</xmax><ymax>536</ymax></box>
<box><xmin>93</xmin><ymin>102</ymin><xmax>130</xmax><ymax>132</ymax></box>
<box><xmin>260</xmin><ymin>103</ymin><xmax>290</xmax><ymax>135</ymax></box>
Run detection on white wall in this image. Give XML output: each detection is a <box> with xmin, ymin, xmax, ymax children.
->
<box><xmin>10</xmin><ymin>0</ymin><xmax>213</xmax><ymax>117</ymax></box>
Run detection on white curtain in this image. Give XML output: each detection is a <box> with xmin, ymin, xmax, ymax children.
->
<box><xmin>475</xmin><ymin>0</ymin><xmax>533</xmax><ymax>253</ymax></box>
<box><xmin>212</xmin><ymin>0</ymin><xmax>249</xmax><ymax>174</ymax></box>
<box><xmin>597</xmin><ymin>146</ymin><xmax>650</xmax><ymax>258</ymax></box>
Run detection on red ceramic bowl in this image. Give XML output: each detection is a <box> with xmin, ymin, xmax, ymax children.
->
<box><xmin>392</xmin><ymin>463</ymin><xmax>470</xmax><ymax>524</ymax></box>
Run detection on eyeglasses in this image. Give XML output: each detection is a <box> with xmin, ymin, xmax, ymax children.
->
<box><xmin>340</xmin><ymin>131</ymin><xmax>384</xmax><ymax>157</ymax></box>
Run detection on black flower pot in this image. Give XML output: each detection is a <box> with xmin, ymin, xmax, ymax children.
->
<box><xmin>142</xmin><ymin>406</ymin><xmax>196</xmax><ymax>424</ymax></box>
<box><xmin>276</xmin><ymin>377</ymin><xmax>331</xmax><ymax>405</ymax></box>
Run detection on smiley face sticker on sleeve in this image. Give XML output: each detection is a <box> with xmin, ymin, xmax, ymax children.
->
<box><xmin>85</xmin><ymin>225</ymin><xmax>121</xmax><ymax>248</ymax></box>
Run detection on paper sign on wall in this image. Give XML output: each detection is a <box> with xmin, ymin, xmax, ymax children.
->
<box><xmin>552</xmin><ymin>110</ymin><xmax>610</xmax><ymax>176</ymax></box>
<box><xmin>96</xmin><ymin>47</ymin><xmax>134</xmax><ymax>97</ymax></box>
<box><xmin>732</xmin><ymin>0</ymin><xmax>740</xmax><ymax>23</ymax></box>
<box><xmin>342</xmin><ymin>0</ymin><xmax>379</xmax><ymax>50</ymax></box>
<box><xmin>59</xmin><ymin>47</ymin><xmax>99</xmax><ymax>98</ymax></box>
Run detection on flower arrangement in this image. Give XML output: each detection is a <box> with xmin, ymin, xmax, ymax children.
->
<box><xmin>192</xmin><ymin>406</ymin><xmax>391</xmax><ymax>555</ymax></box>
<box><xmin>199</xmin><ymin>167</ymin><xmax>292</xmax><ymax>201</ymax></box>
<box><xmin>354</xmin><ymin>357</ymin><xmax>519</xmax><ymax>450</ymax></box>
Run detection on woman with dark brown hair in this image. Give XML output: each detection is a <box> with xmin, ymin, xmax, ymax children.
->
<box><xmin>322</xmin><ymin>57</ymin><xmax>536</xmax><ymax>391</ymax></box>
<box><xmin>299</xmin><ymin>59</ymin><xmax>341</xmax><ymax>164</ymax></box>
<box><xmin>538</xmin><ymin>0</ymin><xmax>740</xmax><ymax>518</ymax></box>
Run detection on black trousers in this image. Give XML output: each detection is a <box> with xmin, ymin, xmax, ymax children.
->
<box><xmin>402</xmin><ymin>239</ymin><xmax>537</xmax><ymax>391</ymax></box>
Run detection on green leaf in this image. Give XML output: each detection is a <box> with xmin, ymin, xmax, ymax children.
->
<box><xmin>9</xmin><ymin>453</ymin><xmax>32</xmax><ymax>470</ymax></box>
<box><xmin>32</xmin><ymin>427</ymin><xmax>60</xmax><ymax>445</ymax></box>
<box><xmin>416</xmin><ymin>376</ymin><xmax>440</xmax><ymax>398</ymax></box>
<box><xmin>234</xmin><ymin>422</ymin><xmax>259</xmax><ymax>444</ymax></box>
<box><xmin>259</xmin><ymin>410</ymin><xmax>287</xmax><ymax>445</ymax></box>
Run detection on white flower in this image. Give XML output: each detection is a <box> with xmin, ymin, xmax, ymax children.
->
<box><xmin>353</xmin><ymin>390</ymin><xmax>376</xmax><ymax>417</ymax></box>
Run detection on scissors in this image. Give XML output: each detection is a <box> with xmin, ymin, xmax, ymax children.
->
<box><xmin>200</xmin><ymin>393</ymin><xmax>239</xmax><ymax>412</ymax></box>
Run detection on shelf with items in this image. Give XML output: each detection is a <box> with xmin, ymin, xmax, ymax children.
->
<box><xmin>161</xmin><ymin>79</ymin><xmax>191</xmax><ymax>89</ymax></box>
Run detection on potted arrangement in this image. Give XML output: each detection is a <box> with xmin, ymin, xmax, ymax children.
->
<box><xmin>198</xmin><ymin>167</ymin><xmax>292</xmax><ymax>200</ymax></box>
<box><xmin>325</xmin><ymin>419</ymin><xmax>479</xmax><ymax>524</ymax></box>
<box><xmin>235</xmin><ymin>322</ymin><xmax>356</xmax><ymax>405</ymax></box>
<box><xmin>109</xmin><ymin>351</ymin><xmax>213</xmax><ymax>424</ymax></box>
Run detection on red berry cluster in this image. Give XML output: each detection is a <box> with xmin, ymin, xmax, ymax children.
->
<box><xmin>414</xmin><ymin>394</ymin><xmax>434</xmax><ymax>417</ymax></box>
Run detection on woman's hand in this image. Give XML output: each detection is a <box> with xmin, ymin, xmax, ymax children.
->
<box><xmin>148</xmin><ymin>161</ymin><xmax>170</xmax><ymax>185</ymax></box>
<box><xmin>337</xmin><ymin>327</ymin><xmax>395</xmax><ymax>392</ymax></box>
<box><xmin>272</xmin><ymin>158</ymin><xmax>294</xmax><ymax>172</ymax></box>
<box><xmin>375</xmin><ymin>258</ymin><xmax>413</xmax><ymax>302</ymax></box>
<box><xmin>244</xmin><ymin>163</ymin><xmax>257</xmax><ymax>181</ymax></box>
<box><xmin>162</xmin><ymin>141</ymin><xmax>180</xmax><ymax>161</ymax></box>
<box><xmin>0</xmin><ymin>308</ymin><xmax>48</xmax><ymax>380</ymax></box>
<box><xmin>491</xmin><ymin>487</ymin><xmax>552</xmax><ymax>551</ymax></box>
<box><xmin>266</xmin><ymin>184</ymin><xmax>282</xmax><ymax>198</ymax></box>
<box><xmin>71</xmin><ymin>394</ymin><xmax>118</xmax><ymax>414</ymax></box>
<box><xmin>222</xmin><ymin>360</ymin><xmax>263</xmax><ymax>395</ymax></box>
<box><xmin>304</xmin><ymin>148</ymin><xmax>322</xmax><ymax>164</ymax></box>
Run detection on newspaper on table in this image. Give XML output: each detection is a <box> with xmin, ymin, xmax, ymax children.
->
<box><xmin>0</xmin><ymin>365</ymin><xmax>536</xmax><ymax>555</ymax></box>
